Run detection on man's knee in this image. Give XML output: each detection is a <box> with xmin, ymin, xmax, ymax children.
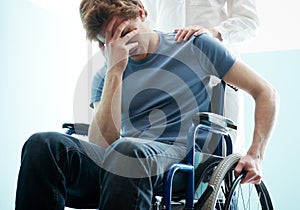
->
<box><xmin>24</xmin><ymin>132</ymin><xmax>50</xmax><ymax>152</ymax></box>
<box><xmin>102</xmin><ymin>139</ymin><xmax>152</xmax><ymax>178</ymax></box>
<box><xmin>22</xmin><ymin>132</ymin><xmax>65</xmax><ymax>158</ymax></box>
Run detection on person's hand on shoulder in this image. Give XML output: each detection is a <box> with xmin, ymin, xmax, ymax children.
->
<box><xmin>174</xmin><ymin>25</ymin><xmax>222</xmax><ymax>42</ymax></box>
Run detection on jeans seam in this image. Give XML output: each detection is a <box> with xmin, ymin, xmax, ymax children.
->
<box><xmin>54</xmin><ymin>165</ymin><xmax>63</xmax><ymax>210</ymax></box>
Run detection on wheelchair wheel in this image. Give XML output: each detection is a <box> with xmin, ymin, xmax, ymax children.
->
<box><xmin>202</xmin><ymin>154</ymin><xmax>273</xmax><ymax>210</ymax></box>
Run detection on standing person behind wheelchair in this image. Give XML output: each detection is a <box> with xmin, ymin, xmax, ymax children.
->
<box><xmin>141</xmin><ymin>0</ymin><xmax>260</xmax><ymax>154</ymax></box>
<box><xmin>15</xmin><ymin>0</ymin><xmax>278</xmax><ymax>209</ymax></box>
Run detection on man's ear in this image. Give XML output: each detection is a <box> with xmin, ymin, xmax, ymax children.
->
<box><xmin>137</xmin><ymin>4</ymin><xmax>146</xmax><ymax>21</ymax></box>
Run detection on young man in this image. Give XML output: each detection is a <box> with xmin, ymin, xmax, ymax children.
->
<box><xmin>15</xmin><ymin>0</ymin><xmax>279</xmax><ymax>209</ymax></box>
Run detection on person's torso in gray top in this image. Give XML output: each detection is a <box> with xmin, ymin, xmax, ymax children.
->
<box><xmin>90</xmin><ymin>32</ymin><xmax>236</xmax><ymax>144</ymax></box>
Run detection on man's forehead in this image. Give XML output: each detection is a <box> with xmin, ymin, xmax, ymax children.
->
<box><xmin>97</xmin><ymin>16</ymin><xmax>129</xmax><ymax>42</ymax></box>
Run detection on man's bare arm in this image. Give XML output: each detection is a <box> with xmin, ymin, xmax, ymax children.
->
<box><xmin>223</xmin><ymin>60</ymin><xmax>280</xmax><ymax>184</ymax></box>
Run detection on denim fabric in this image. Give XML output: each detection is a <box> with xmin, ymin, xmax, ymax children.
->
<box><xmin>15</xmin><ymin>132</ymin><xmax>186</xmax><ymax>210</ymax></box>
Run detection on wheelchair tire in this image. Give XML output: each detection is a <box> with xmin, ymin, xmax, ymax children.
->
<box><xmin>202</xmin><ymin>153</ymin><xmax>274</xmax><ymax>210</ymax></box>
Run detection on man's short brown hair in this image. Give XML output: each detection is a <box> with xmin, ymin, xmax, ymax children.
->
<box><xmin>80</xmin><ymin>0</ymin><xmax>147</xmax><ymax>41</ymax></box>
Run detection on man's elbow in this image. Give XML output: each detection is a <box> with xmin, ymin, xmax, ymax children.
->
<box><xmin>270</xmin><ymin>86</ymin><xmax>280</xmax><ymax>112</ymax></box>
<box><xmin>260</xmin><ymin>83</ymin><xmax>280</xmax><ymax>111</ymax></box>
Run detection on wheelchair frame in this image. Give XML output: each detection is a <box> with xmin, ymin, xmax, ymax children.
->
<box><xmin>63</xmin><ymin>112</ymin><xmax>273</xmax><ymax>210</ymax></box>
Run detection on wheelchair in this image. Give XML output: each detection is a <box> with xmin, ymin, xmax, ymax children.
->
<box><xmin>63</xmin><ymin>81</ymin><xmax>273</xmax><ymax>210</ymax></box>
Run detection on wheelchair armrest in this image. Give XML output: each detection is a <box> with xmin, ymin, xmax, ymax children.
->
<box><xmin>193</xmin><ymin>112</ymin><xmax>237</xmax><ymax>135</ymax></box>
<box><xmin>62</xmin><ymin>123</ymin><xmax>90</xmax><ymax>136</ymax></box>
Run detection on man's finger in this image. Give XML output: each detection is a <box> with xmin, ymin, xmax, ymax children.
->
<box><xmin>105</xmin><ymin>17</ymin><xmax>118</xmax><ymax>43</ymax></box>
<box><xmin>112</xmin><ymin>19</ymin><xmax>130</xmax><ymax>40</ymax></box>
<box><xmin>127</xmin><ymin>41</ymin><xmax>139</xmax><ymax>52</ymax></box>
<box><xmin>234</xmin><ymin>161</ymin><xmax>244</xmax><ymax>178</ymax></box>
<box><xmin>120</xmin><ymin>29</ymin><xmax>139</xmax><ymax>45</ymax></box>
<box><xmin>240</xmin><ymin>170</ymin><xmax>261</xmax><ymax>184</ymax></box>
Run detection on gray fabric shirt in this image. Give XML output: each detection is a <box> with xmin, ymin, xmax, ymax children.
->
<box><xmin>90</xmin><ymin>32</ymin><xmax>236</xmax><ymax>144</ymax></box>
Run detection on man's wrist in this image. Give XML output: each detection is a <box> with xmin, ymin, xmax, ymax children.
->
<box><xmin>247</xmin><ymin>146</ymin><xmax>263</xmax><ymax>160</ymax></box>
<box><xmin>107</xmin><ymin>65</ymin><xmax>126</xmax><ymax>76</ymax></box>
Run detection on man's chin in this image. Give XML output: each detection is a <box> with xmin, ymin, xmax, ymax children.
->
<box><xmin>130</xmin><ymin>54</ymin><xmax>143</xmax><ymax>61</ymax></box>
<box><xmin>129</xmin><ymin>49</ymin><xmax>146</xmax><ymax>61</ymax></box>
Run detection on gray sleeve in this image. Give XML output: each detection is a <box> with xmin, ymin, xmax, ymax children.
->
<box><xmin>193</xmin><ymin>34</ymin><xmax>237</xmax><ymax>79</ymax></box>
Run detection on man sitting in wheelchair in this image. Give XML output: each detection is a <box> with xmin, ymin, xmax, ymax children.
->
<box><xmin>15</xmin><ymin>0</ymin><xmax>279</xmax><ymax>209</ymax></box>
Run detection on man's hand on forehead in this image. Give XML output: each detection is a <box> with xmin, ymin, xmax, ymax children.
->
<box><xmin>98</xmin><ymin>15</ymin><xmax>139</xmax><ymax>68</ymax></box>
<box><xmin>97</xmin><ymin>17</ymin><xmax>132</xmax><ymax>43</ymax></box>
<box><xmin>106</xmin><ymin>17</ymin><xmax>135</xmax><ymax>42</ymax></box>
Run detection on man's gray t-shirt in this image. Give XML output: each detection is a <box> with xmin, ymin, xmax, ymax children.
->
<box><xmin>90</xmin><ymin>33</ymin><xmax>236</xmax><ymax>145</ymax></box>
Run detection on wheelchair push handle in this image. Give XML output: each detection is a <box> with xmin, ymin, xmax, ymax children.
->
<box><xmin>62</xmin><ymin>123</ymin><xmax>89</xmax><ymax>136</ymax></box>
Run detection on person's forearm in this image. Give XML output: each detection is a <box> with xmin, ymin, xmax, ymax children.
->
<box><xmin>247</xmin><ymin>85</ymin><xmax>280</xmax><ymax>160</ymax></box>
<box><xmin>216</xmin><ymin>0</ymin><xmax>260</xmax><ymax>45</ymax></box>
<box><xmin>89</xmin><ymin>70</ymin><xmax>123</xmax><ymax>147</ymax></box>
<box><xmin>215</xmin><ymin>17</ymin><xmax>259</xmax><ymax>45</ymax></box>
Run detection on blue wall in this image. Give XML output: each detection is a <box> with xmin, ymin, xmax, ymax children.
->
<box><xmin>241</xmin><ymin>50</ymin><xmax>300</xmax><ymax>209</ymax></box>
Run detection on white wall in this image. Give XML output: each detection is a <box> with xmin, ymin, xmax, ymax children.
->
<box><xmin>0</xmin><ymin>0</ymin><xmax>88</xmax><ymax>208</ymax></box>
<box><xmin>240</xmin><ymin>0</ymin><xmax>300</xmax><ymax>53</ymax></box>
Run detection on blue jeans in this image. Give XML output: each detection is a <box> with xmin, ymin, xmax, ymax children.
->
<box><xmin>15</xmin><ymin>132</ymin><xmax>186</xmax><ymax>210</ymax></box>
